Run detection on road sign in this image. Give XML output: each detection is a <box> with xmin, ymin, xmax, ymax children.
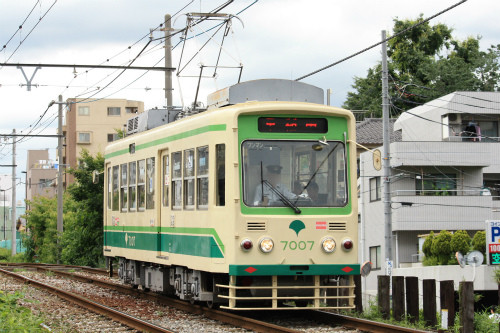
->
<box><xmin>486</xmin><ymin>220</ymin><xmax>500</xmax><ymax>265</ymax></box>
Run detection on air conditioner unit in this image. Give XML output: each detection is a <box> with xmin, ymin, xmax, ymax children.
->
<box><xmin>447</xmin><ymin>113</ymin><xmax>461</xmax><ymax>124</ymax></box>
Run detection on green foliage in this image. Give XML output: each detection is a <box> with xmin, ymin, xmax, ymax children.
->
<box><xmin>450</xmin><ymin>230</ymin><xmax>471</xmax><ymax>256</ymax></box>
<box><xmin>472</xmin><ymin>231</ymin><xmax>486</xmax><ymax>257</ymax></box>
<box><xmin>0</xmin><ymin>290</ymin><xmax>44</xmax><ymax>332</ymax></box>
<box><xmin>431</xmin><ymin>230</ymin><xmax>453</xmax><ymax>265</ymax></box>
<box><xmin>493</xmin><ymin>268</ymin><xmax>500</xmax><ymax>284</ymax></box>
<box><xmin>23</xmin><ymin>149</ymin><xmax>105</xmax><ymax>267</ymax></box>
<box><xmin>422</xmin><ymin>231</ymin><xmax>434</xmax><ymax>257</ymax></box>
<box><xmin>343</xmin><ymin>16</ymin><xmax>500</xmax><ymax>115</ymax></box>
<box><xmin>61</xmin><ymin>149</ymin><xmax>104</xmax><ymax>267</ymax></box>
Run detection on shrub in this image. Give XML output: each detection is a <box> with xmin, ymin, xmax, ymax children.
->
<box><xmin>472</xmin><ymin>231</ymin><xmax>486</xmax><ymax>258</ymax></box>
<box><xmin>450</xmin><ymin>230</ymin><xmax>471</xmax><ymax>257</ymax></box>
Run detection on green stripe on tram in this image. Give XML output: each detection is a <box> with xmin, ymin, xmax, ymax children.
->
<box><xmin>105</xmin><ymin>124</ymin><xmax>226</xmax><ymax>158</ymax></box>
<box><xmin>104</xmin><ymin>226</ymin><xmax>225</xmax><ymax>258</ymax></box>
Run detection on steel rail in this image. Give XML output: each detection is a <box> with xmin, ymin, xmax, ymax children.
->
<box><xmin>306</xmin><ymin>310</ymin><xmax>432</xmax><ymax>333</ymax></box>
<box><xmin>0</xmin><ymin>267</ymin><xmax>175</xmax><ymax>333</ymax></box>
<box><xmin>36</xmin><ymin>266</ymin><xmax>302</xmax><ymax>333</ymax></box>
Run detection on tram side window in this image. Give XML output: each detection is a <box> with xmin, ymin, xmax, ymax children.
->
<box><xmin>184</xmin><ymin>149</ymin><xmax>195</xmax><ymax>209</ymax></box>
<box><xmin>172</xmin><ymin>151</ymin><xmax>182</xmax><ymax>210</ymax></box>
<box><xmin>162</xmin><ymin>155</ymin><xmax>169</xmax><ymax>207</ymax></box>
<box><xmin>112</xmin><ymin>165</ymin><xmax>119</xmax><ymax>211</ymax></box>
<box><xmin>146</xmin><ymin>157</ymin><xmax>155</xmax><ymax>209</ymax></box>
<box><xmin>197</xmin><ymin>146</ymin><xmax>209</xmax><ymax>209</ymax></box>
<box><xmin>216</xmin><ymin>144</ymin><xmax>225</xmax><ymax>206</ymax></box>
<box><xmin>128</xmin><ymin>161</ymin><xmax>137</xmax><ymax>211</ymax></box>
<box><xmin>120</xmin><ymin>164</ymin><xmax>128</xmax><ymax>212</ymax></box>
<box><xmin>107</xmin><ymin>167</ymin><xmax>111</xmax><ymax>209</ymax></box>
<box><xmin>138</xmin><ymin>159</ymin><xmax>146</xmax><ymax>210</ymax></box>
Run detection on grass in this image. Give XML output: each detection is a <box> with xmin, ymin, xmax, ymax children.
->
<box><xmin>348</xmin><ymin>298</ymin><xmax>499</xmax><ymax>332</ymax></box>
<box><xmin>0</xmin><ymin>290</ymin><xmax>45</xmax><ymax>332</ymax></box>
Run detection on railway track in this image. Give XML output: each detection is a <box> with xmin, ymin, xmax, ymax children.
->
<box><xmin>1</xmin><ymin>263</ymin><xmax>432</xmax><ymax>333</ymax></box>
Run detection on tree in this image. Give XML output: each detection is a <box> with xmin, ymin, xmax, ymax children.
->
<box><xmin>343</xmin><ymin>17</ymin><xmax>500</xmax><ymax>116</ymax></box>
<box><xmin>472</xmin><ymin>230</ymin><xmax>486</xmax><ymax>258</ymax></box>
<box><xmin>431</xmin><ymin>230</ymin><xmax>453</xmax><ymax>265</ymax></box>
<box><xmin>61</xmin><ymin>149</ymin><xmax>104</xmax><ymax>266</ymax></box>
<box><xmin>450</xmin><ymin>230</ymin><xmax>471</xmax><ymax>258</ymax></box>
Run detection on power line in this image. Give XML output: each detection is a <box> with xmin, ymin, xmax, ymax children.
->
<box><xmin>295</xmin><ymin>0</ymin><xmax>468</xmax><ymax>81</ymax></box>
<box><xmin>1</xmin><ymin>0</ymin><xmax>40</xmax><ymax>51</ymax></box>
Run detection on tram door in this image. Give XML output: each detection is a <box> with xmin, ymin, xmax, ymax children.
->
<box><xmin>158</xmin><ymin>149</ymin><xmax>170</xmax><ymax>259</ymax></box>
<box><xmin>103</xmin><ymin>162</ymin><xmax>113</xmax><ymax>251</ymax></box>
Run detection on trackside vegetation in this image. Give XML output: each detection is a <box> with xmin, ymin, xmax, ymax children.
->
<box><xmin>22</xmin><ymin>149</ymin><xmax>105</xmax><ymax>266</ymax></box>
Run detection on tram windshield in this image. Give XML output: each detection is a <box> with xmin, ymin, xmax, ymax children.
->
<box><xmin>242</xmin><ymin>140</ymin><xmax>348</xmax><ymax>209</ymax></box>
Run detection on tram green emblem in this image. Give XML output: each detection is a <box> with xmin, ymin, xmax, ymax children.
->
<box><xmin>289</xmin><ymin>220</ymin><xmax>306</xmax><ymax>236</ymax></box>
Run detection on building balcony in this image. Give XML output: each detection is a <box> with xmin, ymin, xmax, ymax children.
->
<box><xmin>391</xmin><ymin>192</ymin><xmax>498</xmax><ymax>231</ymax></box>
<box><xmin>390</xmin><ymin>141</ymin><xmax>496</xmax><ymax>167</ymax></box>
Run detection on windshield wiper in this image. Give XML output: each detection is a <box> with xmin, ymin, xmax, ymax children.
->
<box><xmin>263</xmin><ymin>180</ymin><xmax>301</xmax><ymax>214</ymax></box>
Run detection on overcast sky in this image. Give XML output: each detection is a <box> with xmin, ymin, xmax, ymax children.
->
<box><xmin>0</xmin><ymin>0</ymin><xmax>499</xmax><ymax>201</ymax></box>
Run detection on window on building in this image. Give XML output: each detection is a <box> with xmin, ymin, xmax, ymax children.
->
<box><xmin>197</xmin><ymin>146</ymin><xmax>209</xmax><ymax>208</ymax></box>
<box><xmin>120</xmin><ymin>164</ymin><xmax>128</xmax><ymax>211</ymax></box>
<box><xmin>128</xmin><ymin>161</ymin><xmax>137</xmax><ymax>211</ymax></box>
<box><xmin>369</xmin><ymin>246</ymin><xmax>381</xmax><ymax>270</ymax></box>
<box><xmin>369</xmin><ymin>177</ymin><xmax>381</xmax><ymax>202</ymax></box>
<box><xmin>137</xmin><ymin>160</ymin><xmax>146</xmax><ymax>210</ymax></box>
<box><xmin>112</xmin><ymin>165</ymin><xmax>119</xmax><ymax>211</ymax></box>
<box><xmin>415</xmin><ymin>174</ymin><xmax>456</xmax><ymax>196</ymax></box>
<box><xmin>125</xmin><ymin>107</ymin><xmax>137</xmax><ymax>114</ymax></box>
<box><xmin>184</xmin><ymin>149</ymin><xmax>195</xmax><ymax>209</ymax></box>
<box><xmin>146</xmin><ymin>157</ymin><xmax>155</xmax><ymax>209</ymax></box>
<box><xmin>107</xmin><ymin>107</ymin><xmax>121</xmax><ymax>116</ymax></box>
<box><xmin>162</xmin><ymin>155</ymin><xmax>169</xmax><ymax>207</ymax></box>
<box><xmin>38</xmin><ymin>179</ymin><xmax>51</xmax><ymax>190</ymax></box>
<box><xmin>172</xmin><ymin>151</ymin><xmax>182</xmax><ymax>210</ymax></box>
<box><xmin>78</xmin><ymin>106</ymin><xmax>90</xmax><ymax>116</ymax></box>
<box><xmin>107</xmin><ymin>133</ymin><xmax>120</xmax><ymax>142</ymax></box>
<box><xmin>216</xmin><ymin>144</ymin><xmax>225</xmax><ymax>206</ymax></box>
<box><xmin>77</xmin><ymin>132</ymin><xmax>91</xmax><ymax>144</ymax></box>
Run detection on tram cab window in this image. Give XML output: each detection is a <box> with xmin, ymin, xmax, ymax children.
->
<box><xmin>120</xmin><ymin>164</ymin><xmax>128</xmax><ymax>211</ymax></box>
<box><xmin>146</xmin><ymin>157</ymin><xmax>155</xmax><ymax>209</ymax></box>
<box><xmin>172</xmin><ymin>152</ymin><xmax>182</xmax><ymax>210</ymax></box>
<box><xmin>162</xmin><ymin>155</ymin><xmax>169</xmax><ymax>207</ymax></box>
<box><xmin>112</xmin><ymin>165</ymin><xmax>119</xmax><ymax>211</ymax></box>
<box><xmin>184</xmin><ymin>149</ymin><xmax>195</xmax><ymax>209</ymax></box>
<box><xmin>241</xmin><ymin>140</ymin><xmax>347</xmax><ymax>208</ymax></box>
<box><xmin>197</xmin><ymin>146</ymin><xmax>209</xmax><ymax>209</ymax></box>
<box><xmin>216</xmin><ymin>144</ymin><xmax>225</xmax><ymax>206</ymax></box>
<box><xmin>128</xmin><ymin>161</ymin><xmax>137</xmax><ymax>211</ymax></box>
<box><xmin>138</xmin><ymin>160</ymin><xmax>146</xmax><ymax>210</ymax></box>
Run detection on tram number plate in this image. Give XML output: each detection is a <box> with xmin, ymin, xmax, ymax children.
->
<box><xmin>281</xmin><ymin>240</ymin><xmax>314</xmax><ymax>251</ymax></box>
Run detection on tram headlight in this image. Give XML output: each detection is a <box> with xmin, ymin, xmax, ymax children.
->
<box><xmin>259</xmin><ymin>237</ymin><xmax>274</xmax><ymax>253</ymax></box>
<box><xmin>321</xmin><ymin>237</ymin><xmax>336</xmax><ymax>253</ymax></box>
<box><xmin>240</xmin><ymin>238</ymin><xmax>253</xmax><ymax>251</ymax></box>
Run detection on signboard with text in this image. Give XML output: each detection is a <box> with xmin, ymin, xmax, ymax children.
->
<box><xmin>486</xmin><ymin>220</ymin><xmax>500</xmax><ymax>265</ymax></box>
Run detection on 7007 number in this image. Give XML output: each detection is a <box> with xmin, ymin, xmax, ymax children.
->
<box><xmin>281</xmin><ymin>240</ymin><xmax>314</xmax><ymax>251</ymax></box>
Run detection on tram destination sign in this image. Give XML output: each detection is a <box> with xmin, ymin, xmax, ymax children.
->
<box><xmin>486</xmin><ymin>220</ymin><xmax>500</xmax><ymax>265</ymax></box>
<box><xmin>258</xmin><ymin>117</ymin><xmax>328</xmax><ymax>133</ymax></box>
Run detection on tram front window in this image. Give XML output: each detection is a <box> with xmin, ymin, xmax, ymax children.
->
<box><xmin>242</xmin><ymin>140</ymin><xmax>347</xmax><ymax>208</ymax></box>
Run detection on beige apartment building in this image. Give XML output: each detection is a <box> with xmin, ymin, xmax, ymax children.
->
<box><xmin>63</xmin><ymin>98</ymin><xmax>144</xmax><ymax>187</ymax></box>
<box><xmin>25</xmin><ymin>149</ymin><xmax>57</xmax><ymax>205</ymax></box>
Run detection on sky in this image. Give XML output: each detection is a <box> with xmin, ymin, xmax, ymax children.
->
<box><xmin>0</xmin><ymin>0</ymin><xmax>499</xmax><ymax>202</ymax></box>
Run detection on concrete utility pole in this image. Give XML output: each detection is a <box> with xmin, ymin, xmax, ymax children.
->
<box><xmin>164</xmin><ymin>14</ymin><xmax>173</xmax><ymax>108</ymax></box>
<box><xmin>57</xmin><ymin>95</ymin><xmax>64</xmax><ymax>244</ymax></box>
<box><xmin>11</xmin><ymin>129</ymin><xmax>16</xmax><ymax>256</ymax></box>
<box><xmin>381</xmin><ymin>30</ymin><xmax>392</xmax><ymax>264</ymax></box>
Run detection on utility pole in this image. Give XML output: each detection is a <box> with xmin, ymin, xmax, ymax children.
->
<box><xmin>381</xmin><ymin>30</ymin><xmax>392</xmax><ymax>266</ymax></box>
<box><xmin>164</xmin><ymin>14</ymin><xmax>173</xmax><ymax>108</ymax></box>
<box><xmin>11</xmin><ymin>129</ymin><xmax>16</xmax><ymax>256</ymax></box>
<box><xmin>57</xmin><ymin>95</ymin><xmax>64</xmax><ymax>257</ymax></box>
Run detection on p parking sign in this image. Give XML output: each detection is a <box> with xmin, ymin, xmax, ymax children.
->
<box><xmin>486</xmin><ymin>220</ymin><xmax>500</xmax><ymax>265</ymax></box>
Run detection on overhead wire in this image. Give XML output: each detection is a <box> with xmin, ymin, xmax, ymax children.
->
<box><xmin>1</xmin><ymin>0</ymin><xmax>40</xmax><ymax>54</ymax></box>
<box><xmin>295</xmin><ymin>0</ymin><xmax>468</xmax><ymax>81</ymax></box>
